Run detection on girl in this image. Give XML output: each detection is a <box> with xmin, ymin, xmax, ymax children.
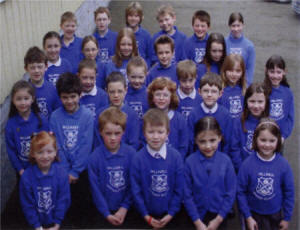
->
<box><xmin>43</xmin><ymin>31</ymin><xmax>72</xmax><ymax>86</ymax></box>
<box><xmin>231</xmin><ymin>82</ymin><xmax>269</xmax><ymax>171</ymax></box>
<box><xmin>237</xmin><ymin>118</ymin><xmax>294</xmax><ymax>230</ymax></box>
<box><xmin>226</xmin><ymin>12</ymin><xmax>255</xmax><ymax>86</ymax></box>
<box><xmin>196</xmin><ymin>32</ymin><xmax>227</xmax><ymax>89</ymax></box>
<box><xmin>81</xmin><ymin>35</ymin><xmax>106</xmax><ymax>89</ymax></box>
<box><xmin>104</xmin><ymin>27</ymin><xmax>138</xmax><ymax>84</ymax></box>
<box><xmin>20</xmin><ymin>131</ymin><xmax>70</xmax><ymax>230</ymax></box>
<box><xmin>220</xmin><ymin>54</ymin><xmax>247</xmax><ymax>119</ymax></box>
<box><xmin>184</xmin><ymin>116</ymin><xmax>236</xmax><ymax>230</ymax></box>
<box><xmin>5</xmin><ymin>80</ymin><xmax>49</xmax><ymax>176</ymax></box>
<box><xmin>147</xmin><ymin>77</ymin><xmax>188</xmax><ymax>159</ymax></box>
<box><xmin>264</xmin><ymin>55</ymin><xmax>294</xmax><ymax>142</ymax></box>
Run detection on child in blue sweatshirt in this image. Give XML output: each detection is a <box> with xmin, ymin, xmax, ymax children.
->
<box><xmin>264</xmin><ymin>55</ymin><xmax>294</xmax><ymax>142</ymax></box>
<box><xmin>93</xmin><ymin>7</ymin><xmax>118</xmax><ymax>64</ymax></box>
<box><xmin>151</xmin><ymin>4</ymin><xmax>186</xmax><ymax>65</ymax></box>
<box><xmin>131</xmin><ymin>109</ymin><xmax>184</xmax><ymax>229</ymax></box>
<box><xmin>24</xmin><ymin>46</ymin><xmax>61</xmax><ymax>120</ymax></box>
<box><xmin>43</xmin><ymin>31</ymin><xmax>72</xmax><ymax>87</ymax></box>
<box><xmin>176</xmin><ymin>60</ymin><xmax>202</xmax><ymax>120</ymax></box>
<box><xmin>185</xmin><ymin>116</ymin><xmax>236</xmax><ymax>230</ymax></box>
<box><xmin>5</xmin><ymin>80</ymin><xmax>49</xmax><ymax>176</ymax></box>
<box><xmin>226</xmin><ymin>12</ymin><xmax>256</xmax><ymax>86</ymax></box>
<box><xmin>59</xmin><ymin>11</ymin><xmax>83</xmax><ymax>73</ymax></box>
<box><xmin>146</xmin><ymin>35</ymin><xmax>178</xmax><ymax>86</ymax></box>
<box><xmin>220</xmin><ymin>54</ymin><xmax>247</xmax><ymax>119</ymax></box>
<box><xmin>148</xmin><ymin>77</ymin><xmax>188</xmax><ymax>159</ymax></box>
<box><xmin>231</xmin><ymin>83</ymin><xmax>269</xmax><ymax>171</ymax></box>
<box><xmin>78</xmin><ymin>59</ymin><xmax>108</xmax><ymax>118</ymax></box>
<box><xmin>188</xmin><ymin>73</ymin><xmax>233</xmax><ymax>158</ymax></box>
<box><xmin>88</xmin><ymin>107</ymin><xmax>135</xmax><ymax>227</ymax></box>
<box><xmin>237</xmin><ymin>118</ymin><xmax>294</xmax><ymax>230</ymax></box>
<box><xmin>184</xmin><ymin>10</ymin><xmax>210</xmax><ymax>64</ymax></box>
<box><xmin>125</xmin><ymin>2</ymin><xmax>152</xmax><ymax>68</ymax></box>
<box><xmin>20</xmin><ymin>131</ymin><xmax>70</xmax><ymax>230</ymax></box>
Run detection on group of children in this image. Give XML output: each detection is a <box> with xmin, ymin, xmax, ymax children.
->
<box><xmin>4</xmin><ymin>2</ymin><xmax>295</xmax><ymax>230</ymax></box>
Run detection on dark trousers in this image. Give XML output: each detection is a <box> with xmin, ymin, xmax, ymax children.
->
<box><xmin>246</xmin><ymin>211</ymin><xmax>282</xmax><ymax>230</ymax></box>
<box><xmin>203</xmin><ymin>212</ymin><xmax>228</xmax><ymax>230</ymax></box>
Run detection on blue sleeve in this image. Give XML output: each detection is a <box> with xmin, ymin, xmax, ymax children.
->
<box><xmin>282</xmin><ymin>162</ymin><xmax>295</xmax><ymax>221</ymax></box>
<box><xmin>53</xmin><ymin>168</ymin><xmax>71</xmax><ymax>224</ymax></box>
<box><xmin>96</xmin><ymin>62</ymin><xmax>107</xmax><ymax>90</ymax></box>
<box><xmin>245</xmin><ymin>43</ymin><xmax>255</xmax><ymax>86</ymax></box>
<box><xmin>40</xmin><ymin>115</ymin><xmax>50</xmax><ymax>131</ymax></box>
<box><xmin>120</xmin><ymin>152</ymin><xmax>134</xmax><ymax>210</ymax></box>
<box><xmin>283</xmin><ymin>91</ymin><xmax>294</xmax><ymax>139</ymax></box>
<box><xmin>222</xmin><ymin>115</ymin><xmax>233</xmax><ymax>155</ymax></box>
<box><xmin>177</xmin><ymin>115</ymin><xmax>189</xmax><ymax>159</ymax></box>
<box><xmin>19</xmin><ymin>171</ymin><xmax>41</xmax><ymax>228</ymax></box>
<box><xmin>168</xmin><ymin>155</ymin><xmax>184</xmax><ymax>216</ymax></box>
<box><xmin>183</xmin><ymin>38</ymin><xmax>191</xmax><ymax>60</ymax></box>
<box><xmin>88</xmin><ymin>153</ymin><xmax>111</xmax><ymax>217</ymax></box>
<box><xmin>145</xmin><ymin>34</ymin><xmax>153</xmax><ymax>68</ymax></box>
<box><xmin>151</xmin><ymin>35</ymin><xmax>159</xmax><ymax>66</ymax></box>
<box><xmin>187</xmin><ymin>112</ymin><xmax>196</xmax><ymax>154</ymax></box>
<box><xmin>237</xmin><ymin>165</ymin><xmax>252</xmax><ymax>219</ymax></box>
<box><xmin>125</xmin><ymin>112</ymin><xmax>140</xmax><ymax>150</ymax></box>
<box><xmin>230</xmin><ymin>120</ymin><xmax>243</xmax><ymax>171</ymax></box>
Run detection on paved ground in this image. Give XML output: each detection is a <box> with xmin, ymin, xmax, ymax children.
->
<box><xmin>1</xmin><ymin>0</ymin><xmax>299</xmax><ymax>229</ymax></box>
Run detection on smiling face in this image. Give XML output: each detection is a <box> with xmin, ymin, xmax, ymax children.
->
<box><xmin>127</xmin><ymin>12</ymin><xmax>141</xmax><ymax>31</ymax></box>
<box><xmin>193</xmin><ymin>18</ymin><xmax>209</xmax><ymax>40</ymax></box>
<box><xmin>230</xmin><ymin>20</ymin><xmax>244</xmax><ymax>39</ymax></box>
<box><xmin>156</xmin><ymin>43</ymin><xmax>173</xmax><ymax>67</ymax></box>
<box><xmin>95</xmin><ymin>12</ymin><xmax>111</xmax><ymax>34</ymax></box>
<box><xmin>127</xmin><ymin>66</ymin><xmax>146</xmax><ymax>90</ymax></box>
<box><xmin>144</xmin><ymin>123</ymin><xmax>169</xmax><ymax>151</ymax></box>
<box><xmin>247</xmin><ymin>92</ymin><xmax>266</xmax><ymax>118</ymax></box>
<box><xmin>12</xmin><ymin>88</ymin><xmax>34</xmax><ymax>118</ymax></box>
<box><xmin>199</xmin><ymin>84</ymin><xmax>222</xmax><ymax>109</ymax></box>
<box><xmin>26</xmin><ymin>62</ymin><xmax>47</xmax><ymax>86</ymax></box>
<box><xmin>119</xmin><ymin>36</ymin><xmax>133</xmax><ymax>58</ymax></box>
<box><xmin>61</xmin><ymin>20</ymin><xmax>77</xmax><ymax>41</ymax></box>
<box><xmin>78</xmin><ymin>67</ymin><xmax>96</xmax><ymax>93</ymax></box>
<box><xmin>107</xmin><ymin>81</ymin><xmax>127</xmax><ymax>108</ymax></box>
<box><xmin>33</xmin><ymin>142</ymin><xmax>57</xmax><ymax>173</ymax></box>
<box><xmin>195</xmin><ymin>130</ymin><xmax>221</xmax><ymax>158</ymax></box>
<box><xmin>256</xmin><ymin>129</ymin><xmax>278</xmax><ymax>160</ymax></box>
<box><xmin>82</xmin><ymin>40</ymin><xmax>99</xmax><ymax>60</ymax></box>
<box><xmin>226</xmin><ymin>62</ymin><xmax>243</xmax><ymax>86</ymax></box>
<box><xmin>153</xmin><ymin>87</ymin><xmax>171</xmax><ymax>112</ymax></box>
<box><xmin>210</xmin><ymin>42</ymin><xmax>224</xmax><ymax>63</ymax></box>
<box><xmin>60</xmin><ymin>92</ymin><xmax>80</xmax><ymax>114</ymax></box>
<box><xmin>267</xmin><ymin>66</ymin><xmax>285</xmax><ymax>88</ymax></box>
<box><xmin>100</xmin><ymin>122</ymin><xmax>124</xmax><ymax>153</ymax></box>
<box><xmin>44</xmin><ymin>37</ymin><xmax>61</xmax><ymax>63</ymax></box>
<box><xmin>158</xmin><ymin>13</ymin><xmax>176</xmax><ymax>34</ymax></box>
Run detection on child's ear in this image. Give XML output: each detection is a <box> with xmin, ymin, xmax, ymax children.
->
<box><xmin>197</xmin><ymin>87</ymin><xmax>201</xmax><ymax>96</ymax></box>
<box><xmin>218</xmin><ymin>89</ymin><xmax>223</xmax><ymax>98</ymax></box>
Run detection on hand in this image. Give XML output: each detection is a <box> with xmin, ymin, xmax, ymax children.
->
<box><xmin>159</xmin><ymin>214</ymin><xmax>173</xmax><ymax>227</ymax></box>
<box><xmin>68</xmin><ymin>174</ymin><xmax>78</xmax><ymax>184</ymax></box>
<box><xmin>279</xmin><ymin>220</ymin><xmax>289</xmax><ymax>230</ymax></box>
<box><xmin>46</xmin><ymin>224</ymin><xmax>60</xmax><ymax>230</ymax></box>
<box><xmin>144</xmin><ymin>215</ymin><xmax>162</xmax><ymax>229</ymax></box>
<box><xmin>107</xmin><ymin>214</ymin><xmax>121</xmax><ymax>226</ymax></box>
<box><xmin>246</xmin><ymin>216</ymin><xmax>258</xmax><ymax>230</ymax></box>
<box><xmin>114</xmin><ymin>207</ymin><xmax>127</xmax><ymax>224</ymax></box>
<box><xmin>207</xmin><ymin>215</ymin><xmax>223</xmax><ymax>230</ymax></box>
<box><xmin>19</xmin><ymin>169</ymin><xmax>25</xmax><ymax>176</ymax></box>
<box><xmin>194</xmin><ymin>219</ymin><xmax>207</xmax><ymax>230</ymax></box>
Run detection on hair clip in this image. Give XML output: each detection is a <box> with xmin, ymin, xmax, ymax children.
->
<box><xmin>257</xmin><ymin>121</ymin><xmax>279</xmax><ymax>129</ymax></box>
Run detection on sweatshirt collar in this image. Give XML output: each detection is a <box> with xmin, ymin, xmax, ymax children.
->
<box><xmin>177</xmin><ymin>87</ymin><xmax>196</xmax><ymax>99</ymax></box>
<box><xmin>147</xmin><ymin>143</ymin><xmax>167</xmax><ymax>160</ymax></box>
<box><xmin>256</xmin><ymin>152</ymin><xmax>276</xmax><ymax>162</ymax></box>
<box><xmin>81</xmin><ymin>85</ymin><xmax>97</xmax><ymax>97</ymax></box>
<box><xmin>201</xmin><ymin>102</ymin><xmax>218</xmax><ymax>114</ymax></box>
<box><xmin>47</xmin><ymin>57</ymin><xmax>61</xmax><ymax>67</ymax></box>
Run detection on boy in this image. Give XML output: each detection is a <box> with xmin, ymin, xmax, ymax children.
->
<box><xmin>176</xmin><ymin>60</ymin><xmax>202</xmax><ymax>120</ymax></box>
<box><xmin>131</xmin><ymin>108</ymin><xmax>184</xmax><ymax>229</ymax></box>
<box><xmin>188</xmin><ymin>72</ymin><xmax>233</xmax><ymax>156</ymax></box>
<box><xmin>59</xmin><ymin>11</ymin><xmax>82</xmax><ymax>73</ymax></box>
<box><xmin>88</xmin><ymin>107</ymin><xmax>135</xmax><ymax>227</ymax></box>
<box><xmin>184</xmin><ymin>10</ymin><xmax>210</xmax><ymax>64</ymax></box>
<box><xmin>146</xmin><ymin>35</ymin><xmax>178</xmax><ymax>86</ymax></box>
<box><xmin>151</xmin><ymin>4</ymin><xmax>187</xmax><ymax>65</ymax></box>
<box><xmin>125</xmin><ymin>56</ymin><xmax>149</xmax><ymax>119</ymax></box>
<box><xmin>94</xmin><ymin>72</ymin><xmax>140</xmax><ymax>150</ymax></box>
<box><xmin>93</xmin><ymin>7</ymin><xmax>117</xmax><ymax>64</ymax></box>
<box><xmin>78</xmin><ymin>59</ymin><xmax>109</xmax><ymax>118</ymax></box>
<box><xmin>24</xmin><ymin>46</ymin><xmax>61</xmax><ymax>120</ymax></box>
<box><xmin>125</xmin><ymin>2</ymin><xmax>152</xmax><ymax>67</ymax></box>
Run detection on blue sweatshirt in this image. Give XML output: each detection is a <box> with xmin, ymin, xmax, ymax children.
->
<box><xmin>125</xmin><ymin>85</ymin><xmax>149</xmax><ymax>119</ymax></box>
<box><xmin>134</xmin><ymin>26</ymin><xmax>153</xmax><ymax>68</ymax></box>
<box><xmin>94</xmin><ymin>103</ymin><xmax>140</xmax><ymax>150</ymax></box>
<box><xmin>19</xmin><ymin>163</ymin><xmax>70</xmax><ymax>228</ymax></box>
<box><xmin>130</xmin><ymin>146</ymin><xmax>184</xmax><ymax>217</ymax></box>
<box><xmin>88</xmin><ymin>143</ymin><xmax>135</xmax><ymax>217</ymax></box>
<box><xmin>31</xmin><ymin>80</ymin><xmax>61</xmax><ymax>120</ymax></box>
<box><xmin>80</xmin><ymin>86</ymin><xmax>109</xmax><ymax>118</ymax></box>
<box><xmin>44</xmin><ymin>58</ymin><xmax>73</xmax><ymax>87</ymax></box>
<box><xmin>237</xmin><ymin>153</ymin><xmax>294</xmax><ymax>221</ymax></box>
<box><xmin>60</xmin><ymin>35</ymin><xmax>83</xmax><ymax>73</ymax></box>
<box><xmin>219</xmin><ymin>86</ymin><xmax>244</xmax><ymax>119</ymax></box>
<box><xmin>196</xmin><ymin>62</ymin><xmax>220</xmax><ymax>90</ymax></box>
<box><xmin>184</xmin><ymin>33</ymin><xmax>209</xmax><ymax>64</ymax></box>
<box><xmin>184</xmin><ymin>150</ymin><xmax>236</xmax><ymax>221</ymax></box>
<box><xmin>231</xmin><ymin>115</ymin><xmax>259</xmax><ymax>170</ymax></box>
<box><xmin>146</xmin><ymin>62</ymin><xmax>178</xmax><ymax>86</ymax></box>
<box><xmin>226</xmin><ymin>33</ymin><xmax>256</xmax><ymax>86</ymax></box>
<box><xmin>49</xmin><ymin>106</ymin><xmax>94</xmax><ymax>178</ymax></box>
<box><xmin>5</xmin><ymin>112</ymin><xmax>49</xmax><ymax>173</ymax></box>
<box><xmin>93</xmin><ymin>29</ymin><xmax>118</xmax><ymax>64</ymax></box>
<box><xmin>104</xmin><ymin>59</ymin><xmax>130</xmax><ymax>85</ymax></box>
<box><xmin>151</xmin><ymin>26</ymin><xmax>187</xmax><ymax>65</ymax></box>
<box><xmin>269</xmin><ymin>85</ymin><xmax>294</xmax><ymax>139</ymax></box>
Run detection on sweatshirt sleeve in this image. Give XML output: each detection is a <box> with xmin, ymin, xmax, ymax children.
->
<box><xmin>282</xmin><ymin>161</ymin><xmax>295</xmax><ymax>221</ymax></box>
<box><xmin>237</xmin><ymin>164</ymin><xmax>252</xmax><ymax>219</ymax></box>
<box><xmin>177</xmin><ymin>115</ymin><xmax>189</xmax><ymax>159</ymax></box>
<box><xmin>282</xmin><ymin>91</ymin><xmax>294</xmax><ymax>139</ymax></box>
<box><xmin>125</xmin><ymin>111</ymin><xmax>140</xmax><ymax>150</ymax></box>
<box><xmin>229</xmin><ymin>119</ymin><xmax>243</xmax><ymax>171</ymax></box>
<box><xmin>245</xmin><ymin>43</ymin><xmax>256</xmax><ymax>86</ymax></box>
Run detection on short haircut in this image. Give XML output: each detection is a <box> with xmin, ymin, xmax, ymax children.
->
<box><xmin>43</xmin><ymin>31</ymin><xmax>61</xmax><ymax>48</ymax></box>
<box><xmin>143</xmin><ymin>108</ymin><xmax>169</xmax><ymax>132</ymax></box>
<box><xmin>156</xmin><ymin>4</ymin><xmax>175</xmax><ymax>20</ymax></box>
<box><xmin>228</xmin><ymin>12</ymin><xmax>244</xmax><ymax>26</ymax></box>
<box><xmin>56</xmin><ymin>72</ymin><xmax>81</xmax><ymax>96</ymax></box>
<box><xmin>177</xmin><ymin>60</ymin><xmax>197</xmax><ymax>80</ymax></box>
<box><xmin>127</xmin><ymin>56</ymin><xmax>147</xmax><ymax>75</ymax></box>
<box><xmin>106</xmin><ymin>71</ymin><xmax>127</xmax><ymax>89</ymax></box>
<box><xmin>192</xmin><ymin>10</ymin><xmax>210</xmax><ymax>27</ymax></box>
<box><xmin>147</xmin><ymin>77</ymin><xmax>179</xmax><ymax>110</ymax></box>
<box><xmin>199</xmin><ymin>72</ymin><xmax>222</xmax><ymax>91</ymax></box>
<box><xmin>24</xmin><ymin>46</ymin><xmax>47</xmax><ymax>68</ymax></box>
<box><xmin>60</xmin><ymin>11</ymin><xmax>77</xmax><ymax>25</ymax></box>
<box><xmin>126</xmin><ymin>2</ymin><xmax>143</xmax><ymax>24</ymax></box>
<box><xmin>252</xmin><ymin>117</ymin><xmax>282</xmax><ymax>153</ymax></box>
<box><xmin>154</xmin><ymin>35</ymin><xmax>174</xmax><ymax>54</ymax></box>
<box><xmin>78</xmin><ymin>59</ymin><xmax>97</xmax><ymax>74</ymax></box>
<box><xmin>81</xmin><ymin>35</ymin><xmax>99</xmax><ymax>51</ymax></box>
<box><xmin>98</xmin><ymin>107</ymin><xmax>127</xmax><ymax>132</ymax></box>
<box><xmin>94</xmin><ymin>6</ymin><xmax>111</xmax><ymax>20</ymax></box>
<box><xmin>29</xmin><ymin>131</ymin><xmax>59</xmax><ymax>164</ymax></box>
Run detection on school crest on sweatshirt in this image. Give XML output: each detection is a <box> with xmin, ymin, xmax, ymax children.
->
<box><xmin>36</xmin><ymin>98</ymin><xmax>48</xmax><ymax>117</ymax></box>
<box><xmin>255</xmin><ymin>173</ymin><xmax>275</xmax><ymax>200</ymax></box>
<box><xmin>99</xmin><ymin>48</ymin><xmax>109</xmax><ymax>63</ymax></box>
<box><xmin>20</xmin><ymin>136</ymin><xmax>31</xmax><ymax>161</ymax></box>
<box><xmin>37</xmin><ymin>187</ymin><xmax>54</xmax><ymax>214</ymax></box>
<box><xmin>230</xmin><ymin>47</ymin><xmax>242</xmax><ymax>55</ymax></box>
<box><xmin>194</xmin><ymin>48</ymin><xmax>205</xmax><ymax>63</ymax></box>
<box><xmin>151</xmin><ymin>170</ymin><xmax>169</xmax><ymax>195</ymax></box>
<box><xmin>229</xmin><ymin>96</ymin><xmax>242</xmax><ymax>116</ymax></box>
<box><xmin>270</xmin><ymin>99</ymin><xmax>283</xmax><ymax>119</ymax></box>
<box><xmin>108</xmin><ymin>169</ymin><xmax>125</xmax><ymax>192</ymax></box>
<box><xmin>244</xmin><ymin>131</ymin><xmax>254</xmax><ymax>154</ymax></box>
<box><xmin>63</xmin><ymin>125</ymin><xmax>79</xmax><ymax>150</ymax></box>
